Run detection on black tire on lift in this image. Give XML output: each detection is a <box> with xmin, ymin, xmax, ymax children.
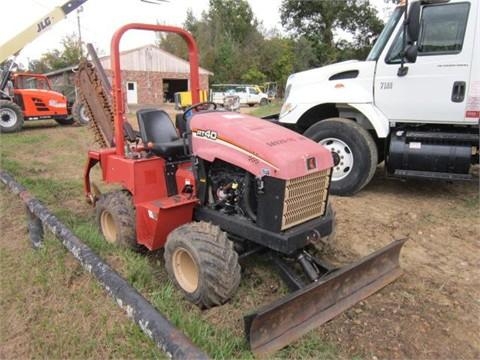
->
<box><xmin>95</xmin><ymin>191</ymin><xmax>139</xmax><ymax>250</ymax></box>
<box><xmin>54</xmin><ymin>116</ymin><xmax>75</xmax><ymax>125</ymax></box>
<box><xmin>0</xmin><ymin>100</ymin><xmax>24</xmax><ymax>133</ymax></box>
<box><xmin>304</xmin><ymin>117</ymin><xmax>378</xmax><ymax>196</ymax></box>
<box><xmin>72</xmin><ymin>100</ymin><xmax>90</xmax><ymax>125</ymax></box>
<box><xmin>164</xmin><ymin>221</ymin><xmax>241</xmax><ymax>309</ymax></box>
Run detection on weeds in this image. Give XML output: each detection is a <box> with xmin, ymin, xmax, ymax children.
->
<box><xmin>248</xmin><ymin>100</ymin><xmax>282</xmax><ymax>118</ymax></box>
<box><xmin>462</xmin><ymin>193</ymin><xmax>480</xmax><ymax>209</ymax></box>
<box><xmin>0</xmin><ymin>202</ymin><xmax>166</xmax><ymax>358</ymax></box>
<box><xmin>277</xmin><ymin>331</ymin><xmax>339</xmax><ymax>359</ymax></box>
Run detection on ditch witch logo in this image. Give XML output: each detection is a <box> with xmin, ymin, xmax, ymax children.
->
<box><xmin>306</xmin><ymin>157</ymin><xmax>316</xmax><ymax>170</ymax></box>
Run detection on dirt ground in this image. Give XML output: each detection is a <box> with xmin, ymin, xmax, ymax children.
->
<box><xmin>194</xmin><ymin>105</ymin><xmax>479</xmax><ymax>359</ymax></box>
<box><xmin>1</xmin><ymin>117</ymin><xmax>479</xmax><ymax>359</ymax></box>
<box><xmin>320</xmin><ymin>166</ymin><xmax>480</xmax><ymax>360</ymax></box>
<box><xmin>208</xmin><ymin>163</ymin><xmax>480</xmax><ymax>359</ymax></box>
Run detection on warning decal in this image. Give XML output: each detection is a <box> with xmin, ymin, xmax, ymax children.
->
<box><xmin>466</xmin><ymin>81</ymin><xmax>480</xmax><ymax>118</ymax></box>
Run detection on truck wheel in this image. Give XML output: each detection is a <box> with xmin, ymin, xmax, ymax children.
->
<box><xmin>95</xmin><ymin>191</ymin><xmax>138</xmax><ymax>249</ymax></box>
<box><xmin>72</xmin><ymin>100</ymin><xmax>90</xmax><ymax>125</ymax></box>
<box><xmin>0</xmin><ymin>100</ymin><xmax>24</xmax><ymax>133</ymax></box>
<box><xmin>54</xmin><ymin>117</ymin><xmax>75</xmax><ymax>125</ymax></box>
<box><xmin>260</xmin><ymin>98</ymin><xmax>268</xmax><ymax>106</ymax></box>
<box><xmin>304</xmin><ymin>118</ymin><xmax>378</xmax><ymax>196</ymax></box>
<box><xmin>164</xmin><ymin>221</ymin><xmax>241</xmax><ymax>309</ymax></box>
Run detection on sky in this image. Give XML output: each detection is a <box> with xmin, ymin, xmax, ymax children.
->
<box><xmin>1</xmin><ymin>0</ymin><xmax>393</xmax><ymax>68</ymax></box>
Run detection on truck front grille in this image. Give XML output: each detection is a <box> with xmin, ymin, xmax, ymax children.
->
<box><xmin>281</xmin><ymin>169</ymin><xmax>330</xmax><ymax>231</ymax></box>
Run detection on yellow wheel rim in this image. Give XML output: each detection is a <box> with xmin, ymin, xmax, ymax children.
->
<box><xmin>172</xmin><ymin>248</ymin><xmax>199</xmax><ymax>293</ymax></box>
<box><xmin>100</xmin><ymin>210</ymin><xmax>116</xmax><ymax>243</ymax></box>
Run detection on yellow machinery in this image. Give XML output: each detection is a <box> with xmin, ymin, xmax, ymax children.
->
<box><xmin>174</xmin><ymin>90</ymin><xmax>208</xmax><ymax>110</ymax></box>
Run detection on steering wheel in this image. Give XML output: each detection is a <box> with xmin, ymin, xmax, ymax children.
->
<box><xmin>182</xmin><ymin>101</ymin><xmax>217</xmax><ymax>123</ymax></box>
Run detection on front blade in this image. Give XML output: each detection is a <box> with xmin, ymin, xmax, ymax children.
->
<box><xmin>245</xmin><ymin>238</ymin><xmax>407</xmax><ymax>357</ymax></box>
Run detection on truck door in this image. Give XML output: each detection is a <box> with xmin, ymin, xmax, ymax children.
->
<box><xmin>247</xmin><ymin>86</ymin><xmax>260</xmax><ymax>104</ymax></box>
<box><xmin>235</xmin><ymin>86</ymin><xmax>248</xmax><ymax>104</ymax></box>
<box><xmin>374</xmin><ymin>1</ymin><xmax>475</xmax><ymax>124</ymax></box>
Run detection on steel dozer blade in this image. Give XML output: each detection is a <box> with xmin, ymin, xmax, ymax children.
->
<box><xmin>245</xmin><ymin>238</ymin><xmax>407</xmax><ymax>357</ymax></box>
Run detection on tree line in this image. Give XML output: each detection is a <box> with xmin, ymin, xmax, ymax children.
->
<box><xmin>160</xmin><ymin>0</ymin><xmax>385</xmax><ymax>90</ymax></box>
<box><xmin>12</xmin><ymin>0</ymin><xmax>388</xmax><ymax>91</ymax></box>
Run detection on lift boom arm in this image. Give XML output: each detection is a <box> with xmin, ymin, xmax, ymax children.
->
<box><xmin>0</xmin><ymin>0</ymin><xmax>87</xmax><ymax>63</ymax></box>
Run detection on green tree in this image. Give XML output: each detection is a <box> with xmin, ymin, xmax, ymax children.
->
<box><xmin>28</xmin><ymin>33</ymin><xmax>82</xmax><ymax>73</ymax></box>
<box><xmin>241</xmin><ymin>68</ymin><xmax>266</xmax><ymax>84</ymax></box>
<box><xmin>158</xmin><ymin>0</ymin><xmax>314</xmax><ymax>91</ymax></box>
<box><xmin>207</xmin><ymin>0</ymin><xmax>258</xmax><ymax>45</ymax></box>
<box><xmin>292</xmin><ymin>36</ymin><xmax>319</xmax><ymax>72</ymax></box>
<box><xmin>158</xmin><ymin>0</ymin><xmax>264</xmax><ymax>83</ymax></box>
<box><xmin>280</xmin><ymin>0</ymin><xmax>384</xmax><ymax>64</ymax></box>
<box><xmin>258</xmin><ymin>37</ymin><xmax>294</xmax><ymax>89</ymax></box>
<box><xmin>27</xmin><ymin>59</ymin><xmax>50</xmax><ymax>74</ymax></box>
<box><xmin>158</xmin><ymin>33</ymin><xmax>189</xmax><ymax>60</ymax></box>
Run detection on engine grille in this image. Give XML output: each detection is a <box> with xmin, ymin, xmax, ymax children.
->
<box><xmin>281</xmin><ymin>169</ymin><xmax>330</xmax><ymax>231</ymax></box>
<box><xmin>32</xmin><ymin>97</ymin><xmax>49</xmax><ymax>112</ymax></box>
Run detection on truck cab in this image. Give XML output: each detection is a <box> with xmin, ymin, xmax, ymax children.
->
<box><xmin>12</xmin><ymin>73</ymin><xmax>69</xmax><ymax>120</ymax></box>
<box><xmin>280</xmin><ymin>0</ymin><xmax>479</xmax><ymax>195</ymax></box>
<box><xmin>0</xmin><ymin>0</ymin><xmax>87</xmax><ymax>132</ymax></box>
<box><xmin>0</xmin><ymin>71</ymin><xmax>70</xmax><ymax>133</ymax></box>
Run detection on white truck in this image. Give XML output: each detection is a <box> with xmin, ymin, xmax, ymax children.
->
<box><xmin>211</xmin><ymin>84</ymin><xmax>269</xmax><ymax>107</ymax></box>
<box><xmin>278</xmin><ymin>0</ymin><xmax>479</xmax><ymax>195</ymax></box>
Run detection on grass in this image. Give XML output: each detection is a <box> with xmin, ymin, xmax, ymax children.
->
<box><xmin>278</xmin><ymin>332</ymin><xmax>339</xmax><ymax>359</ymax></box>
<box><xmin>0</xmin><ymin>190</ymin><xmax>167</xmax><ymax>359</ymax></box>
<box><xmin>442</xmin><ymin>192</ymin><xmax>480</xmax><ymax>220</ymax></box>
<box><xmin>0</xmin><ymin>119</ymin><xmax>341</xmax><ymax>359</ymax></box>
<box><xmin>248</xmin><ymin>100</ymin><xmax>282</xmax><ymax>118</ymax></box>
<box><xmin>462</xmin><ymin>193</ymin><xmax>479</xmax><ymax>209</ymax></box>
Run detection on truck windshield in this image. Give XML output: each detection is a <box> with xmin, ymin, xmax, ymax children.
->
<box><xmin>16</xmin><ymin>76</ymin><xmax>50</xmax><ymax>90</ymax></box>
<box><xmin>366</xmin><ymin>6</ymin><xmax>404</xmax><ymax>61</ymax></box>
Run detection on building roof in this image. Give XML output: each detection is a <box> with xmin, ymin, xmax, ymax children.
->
<box><xmin>44</xmin><ymin>65</ymin><xmax>77</xmax><ymax>77</ymax></box>
<box><xmin>98</xmin><ymin>44</ymin><xmax>213</xmax><ymax>76</ymax></box>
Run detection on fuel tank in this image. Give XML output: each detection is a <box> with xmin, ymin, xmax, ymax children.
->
<box><xmin>190</xmin><ymin>111</ymin><xmax>333</xmax><ymax>180</ymax></box>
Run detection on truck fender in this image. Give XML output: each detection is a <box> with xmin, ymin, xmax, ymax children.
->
<box><xmin>294</xmin><ymin>102</ymin><xmax>390</xmax><ymax>139</ymax></box>
<box><xmin>346</xmin><ymin>103</ymin><xmax>390</xmax><ymax>138</ymax></box>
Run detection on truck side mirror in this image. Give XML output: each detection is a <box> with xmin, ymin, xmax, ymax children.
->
<box><xmin>398</xmin><ymin>1</ymin><xmax>421</xmax><ymax>77</ymax></box>
<box><xmin>398</xmin><ymin>44</ymin><xmax>418</xmax><ymax>75</ymax></box>
<box><xmin>405</xmin><ymin>44</ymin><xmax>418</xmax><ymax>63</ymax></box>
<box><xmin>407</xmin><ymin>2</ymin><xmax>421</xmax><ymax>42</ymax></box>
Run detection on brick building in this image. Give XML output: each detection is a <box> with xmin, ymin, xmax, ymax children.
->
<box><xmin>46</xmin><ymin>44</ymin><xmax>213</xmax><ymax>106</ymax></box>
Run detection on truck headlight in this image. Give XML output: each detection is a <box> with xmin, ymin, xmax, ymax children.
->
<box><xmin>284</xmin><ymin>84</ymin><xmax>292</xmax><ymax>100</ymax></box>
<box><xmin>280</xmin><ymin>102</ymin><xmax>296</xmax><ymax>117</ymax></box>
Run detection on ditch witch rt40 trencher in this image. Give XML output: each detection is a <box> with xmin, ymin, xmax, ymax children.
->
<box><xmin>81</xmin><ymin>23</ymin><xmax>406</xmax><ymax>356</ymax></box>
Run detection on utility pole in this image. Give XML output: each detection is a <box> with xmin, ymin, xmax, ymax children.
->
<box><xmin>77</xmin><ymin>6</ymin><xmax>84</xmax><ymax>57</ymax></box>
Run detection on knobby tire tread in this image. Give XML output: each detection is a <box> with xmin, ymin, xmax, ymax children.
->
<box><xmin>165</xmin><ymin>221</ymin><xmax>241</xmax><ymax>309</ymax></box>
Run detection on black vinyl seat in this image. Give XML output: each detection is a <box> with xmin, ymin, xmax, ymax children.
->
<box><xmin>136</xmin><ymin>108</ymin><xmax>186</xmax><ymax>159</ymax></box>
